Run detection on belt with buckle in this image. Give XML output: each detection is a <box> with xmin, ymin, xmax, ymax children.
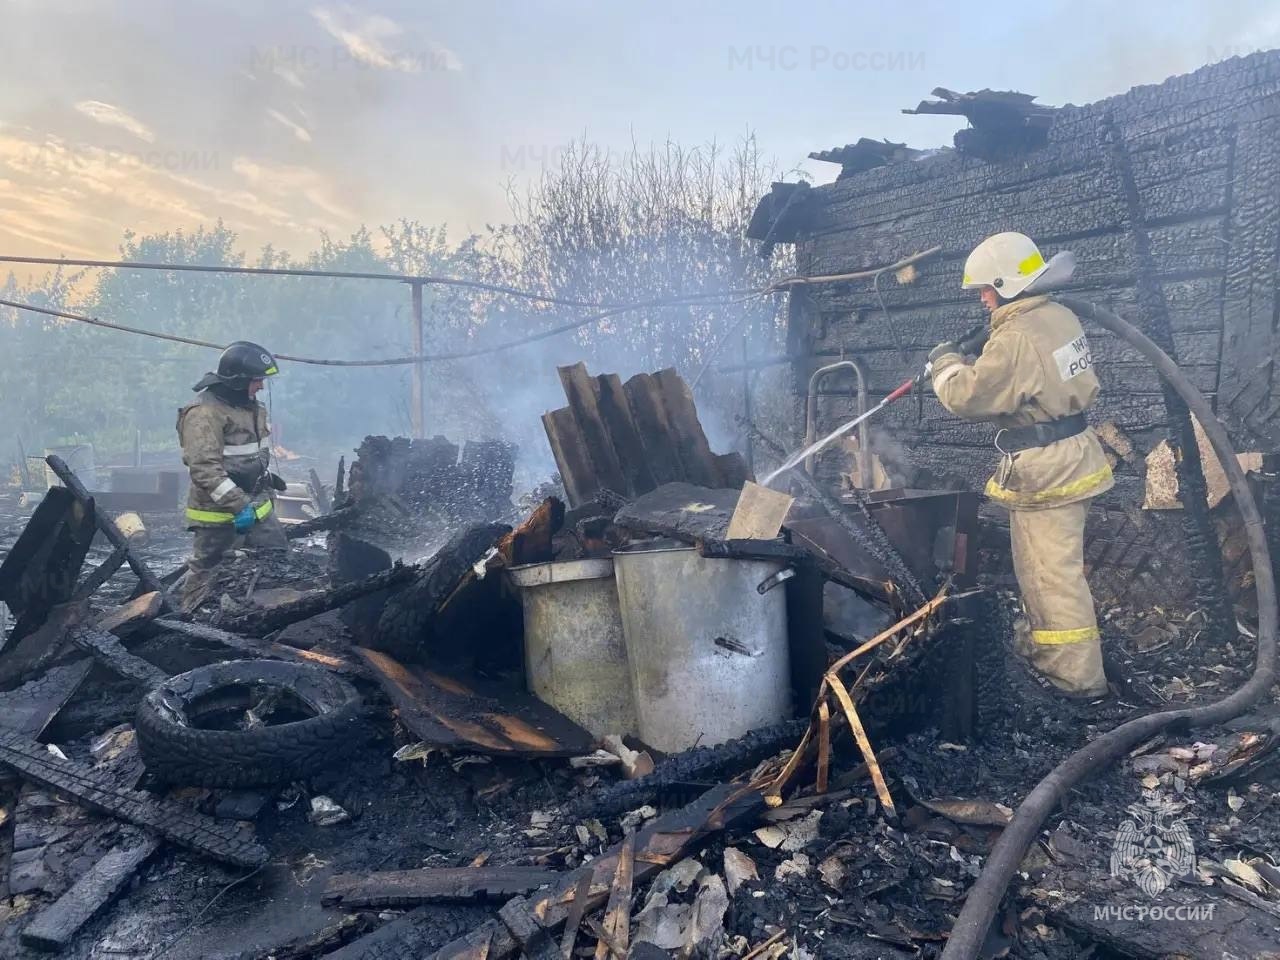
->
<box><xmin>994</xmin><ymin>413</ymin><xmax>1088</xmax><ymax>454</ymax></box>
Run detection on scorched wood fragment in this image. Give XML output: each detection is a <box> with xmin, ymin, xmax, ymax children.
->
<box><xmin>652</xmin><ymin>367</ymin><xmax>723</xmax><ymax>488</ymax></box>
<box><xmin>0</xmin><ymin>660</ymin><xmax>94</xmax><ymax>738</ymax></box>
<box><xmin>622</xmin><ymin>371</ymin><xmax>685</xmax><ymax>486</ymax></box>
<box><xmin>354</xmin><ymin>647</ymin><xmax>594</xmax><ymax>757</ymax></box>
<box><xmin>322</xmin><ymin>866</ymin><xmax>560</xmax><ymax>908</ymax></box>
<box><xmin>68</xmin><ymin>626</ymin><xmax>167</xmax><ymax>685</ymax></box>
<box><xmin>0</xmin><ymin>486</ymin><xmax>97</xmax><ymax>642</ymax></box>
<box><xmin>218</xmin><ymin>561</ymin><xmax>418</xmax><ymax>636</ymax></box>
<box><xmin>594</xmin><ymin>372</ymin><xmax>657</xmax><ymax>496</ymax></box>
<box><xmin>557</xmin><ymin>362</ymin><xmax>629</xmax><ymax>497</ymax></box>
<box><xmin>425</xmin><ymin>783</ymin><xmax>767</xmax><ymax>960</ymax></box>
<box><xmin>45</xmin><ymin>454</ymin><xmax>169</xmax><ymax>602</ymax></box>
<box><xmin>0</xmin><ymin>729</ymin><xmax>268</xmax><ymax>867</ymax></box>
<box><xmin>20</xmin><ymin>834</ymin><xmax>161</xmax><ymax>952</ymax></box>
<box><xmin>151</xmin><ymin>618</ymin><xmax>365</xmax><ymax>676</ymax></box>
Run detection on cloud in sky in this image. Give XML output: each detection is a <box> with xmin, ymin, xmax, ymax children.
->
<box><xmin>73</xmin><ymin>100</ymin><xmax>155</xmax><ymax>143</ymax></box>
<box><xmin>267</xmin><ymin>108</ymin><xmax>313</xmax><ymax>143</ymax></box>
<box><xmin>310</xmin><ymin>5</ymin><xmax>461</xmax><ymax>73</ymax></box>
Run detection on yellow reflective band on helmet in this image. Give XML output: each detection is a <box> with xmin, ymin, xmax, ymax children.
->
<box><xmin>264</xmin><ymin>365</ymin><xmax>278</xmax><ymax>375</ymax></box>
<box><xmin>185</xmin><ymin>500</ymin><xmax>274</xmax><ymax>524</ymax></box>
<box><xmin>984</xmin><ymin>465</ymin><xmax>1113</xmax><ymax>506</ymax></box>
<box><xmin>962</xmin><ymin>273</ymin><xmax>972</xmax><ymax>284</ymax></box>
<box><xmin>1017</xmin><ymin>251</ymin><xmax>1046</xmax><ymax>275</ymax></box>
<box><xmin>1031</xmin><ymin>626</ymin><xmax>1100</xmax><ymax>645</ymax></box>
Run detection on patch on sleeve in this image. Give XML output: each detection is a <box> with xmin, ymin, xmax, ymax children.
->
<box><xmin>1053</xmin><ymin>335</ymin><xmax>1093</xmax><ymax>381</ymax></box>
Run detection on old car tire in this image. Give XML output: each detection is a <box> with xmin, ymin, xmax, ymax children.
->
<box><xmin>136</xmin><ymin>660</ymin><xmax>364</xmax><ymax>787</ymax></box>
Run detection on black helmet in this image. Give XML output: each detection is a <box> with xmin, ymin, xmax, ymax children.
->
<box><xmin>218</xmin><ymin>341</ymin><xmax>279</xmax><ymax>380</ymax></box>
<box><xmin>193</xmin><ymin>341</ymin><xmax>279</xmax><ymax>392</ymax></box>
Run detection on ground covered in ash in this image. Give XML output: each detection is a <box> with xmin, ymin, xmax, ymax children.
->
<box><xmin>2</xmin><ymin>503</ymin><xmax>1279</xmax><ymax>960</ymax></box>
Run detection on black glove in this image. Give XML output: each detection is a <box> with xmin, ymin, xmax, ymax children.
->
<box><xmin>928</xmin><ymin>340</ymin><xmax>961</xmax><ymax>364</ymax></box>
<box><xmin>269</xmin><ymin>472</ymin><xmax>288</xmax><ymax>492</ymax></box>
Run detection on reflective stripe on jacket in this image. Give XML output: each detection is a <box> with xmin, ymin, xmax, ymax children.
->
<box><xmin>930</xmin><ymin>295</ymin><xmax>1114</xmax><ymax>511</ymax></box>
<box><xmin>177</xmin><ymin>390</ymin><xmax>273</xmax><ymax>528</ymax></box>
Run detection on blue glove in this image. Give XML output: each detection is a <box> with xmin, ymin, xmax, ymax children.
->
<box><xmin>232</xmin><ymin>504</ymin><xmax>257</xmax><ymax>534</ymax></box>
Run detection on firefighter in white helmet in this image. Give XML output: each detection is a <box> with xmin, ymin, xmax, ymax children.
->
<box><xmin>929</xmin><ymin>232</ymin><xmax>1112</xmax><ymax>697</ymax></box>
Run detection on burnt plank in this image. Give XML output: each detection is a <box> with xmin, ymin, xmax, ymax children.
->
<box><xmin>96</xmin><ymin>591</ymin><xmax>163</xmax><ymax>636</ymax></box>
<box><xmin>0</xmin><ymin>660</ymin><xmax>94</xmax><ymax>738</ymax></box>
<box><xmin>68</xmin><ymin>626</ymin><xmax>167</xmax><ymax>685</ymax></box>
<box><xmin>429</xmin><ymin>783</ymin><xmax>767</xmax><ymax>960</ymax></box>
<box><xmin>542</xmin><ymin>406</ymin><xmax>600</xmax><ymax>508</ymax></box>
<box><xmin>622</xmin><ymin>373</ymin><xmax>686</xmax><ymax>486</ymax></box>
<box><xmin>322</xmin><ymin>866</ymin><xmax>559</xmax><ymax>908</ymax></box>
<box><xmin>0</xmin><ymin>728</ymin><xmax>268</xmax><ymax>867</ymax></box>
<box><xmin>354</xmin><ymin>647</ymin><xmax>594</xmax><ymax>758</ymax></box>
<box><xmin>151</xmin><ymin>618</ymin><xmax>366</xmax><ymax>677</ymax></box>
<box><xmin>20</xmin><ymin>834</ymin><xmax>161</xmax><ymax>951</ymax></box>
<box><xmin>0</xmin><ymin>600</ymin><xmax>90</xmax><ymax>688</ymax></box>
<box><xmin>653</xmin><ymin>368</ymin><xmax>723</xmax><ymax>487</ymax></box>
<box><xmin>613</xmin><ymin>482</ymin><xmax>739</xmax><ymax>542</ymax></box>
<box><xmin>557</xmin><ymin>363</ymin><xmax>628</xmax><ymax>497</ymax></box>
<box><xmin>1050</xmin><ymin>888</ymin><xmax>1280</xmax><ymax>959</ymax></box>
<box><xmin>595</xmin><ymin>373</ymin><xmax>657</xmax><ymax>497</ymax></box>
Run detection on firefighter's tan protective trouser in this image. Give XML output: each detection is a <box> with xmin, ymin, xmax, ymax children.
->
<box><xmin>179</xmin><ymin>512</ymin><xmax>288</xmax><ymax>613</ymax></box>
<box><xmin>1009</xmin><ymin>501</ymin><xmax>1108</xmax><ymax>697</ymax></box>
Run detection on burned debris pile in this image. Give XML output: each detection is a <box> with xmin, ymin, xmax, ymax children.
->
<box><xmin>1</xmin><ymin>341</ymin><xmax>1280</xmax><ymax>960</ymax></box>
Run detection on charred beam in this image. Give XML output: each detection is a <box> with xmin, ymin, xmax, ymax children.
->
<box><xmin>45</xmin><ymin>454</ymin><xmax>168</xmax><ymax>602</ymax></box>
<box><xmin>0</xmin><ymin>728</ymin><xmax>269</xmax><ymax>867</ymax></box>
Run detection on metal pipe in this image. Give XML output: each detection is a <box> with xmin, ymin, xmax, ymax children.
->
<box><xmin>805</xmin><ymin>360</ymin><xmax>870</xmax><ymax>488</ymax></box>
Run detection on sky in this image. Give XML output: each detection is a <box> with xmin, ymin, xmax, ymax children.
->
<box><xmin>1</xmin><ymin>0</ymin><xmax>1277</xmax><ymax>263</ymax></box>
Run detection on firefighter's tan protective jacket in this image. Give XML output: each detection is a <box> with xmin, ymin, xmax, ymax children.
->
<box><xmin>177</xmin><ymin>390</ymin><xmax>274</xmax><ymax>529</ymax></box>
<box><xmin>930</xmin><ymin>295</ymin><xmax>1114</xmax><ymax>510</ymax></box>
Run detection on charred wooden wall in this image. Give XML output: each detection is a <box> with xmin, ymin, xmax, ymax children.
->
<box><xmin>781</xmin><ymin>51</ymin><xmax>1280</xmax><ymax>603</ymax></box>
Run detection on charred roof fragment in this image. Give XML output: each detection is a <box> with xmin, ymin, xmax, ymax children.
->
<box><xmin>745</xmin><ymin>180</ymin><xmax>815</xmax><ymax>258</ymax></box>
<box><xmin>903</xmin><ymin>87</ymin><xmax>1057</xmax><ymax>159</ymax></box>
<box><xmin>808</xmin><ymin>137</ymin><xmax>924</xmax><ymax>180</ymax></box>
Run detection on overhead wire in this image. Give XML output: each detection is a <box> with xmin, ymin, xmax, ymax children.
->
<box><xmin>0</xmin><ymin>290</ymin><xmax>765</xmax><ymax>366</ymax></box>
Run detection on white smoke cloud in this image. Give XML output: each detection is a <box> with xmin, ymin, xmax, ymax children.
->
<box><xmin>73</xmin><ymin>100</ymin><xmax>155</xmax><ymax>143</ymax></box>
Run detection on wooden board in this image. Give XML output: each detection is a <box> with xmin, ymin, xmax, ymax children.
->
<box><xmin>1050</xmin><ymin>888</ymin><xmax>1280</xmax><ymax>959</ymax></box>
<box><xmin>653</xmin><ymin>368</ymin><xmax>723</xmax><ymax>487</ymax></box>
<box><xmin>0</xmin><ymin>600</ymin><xmax>89</xmax><ymax>688</ymax></box>
<box><xmin>96</xmin><ymin>591</ymin><xmax>163</xmax><ymax>636</ymax></box>
<box><xmin>622</xmin><ymin>372</ymin><xmax>687</xmax><ymax>486</ymax></box>
<box><xmin>151</xmin><ymin>618</ymin><xmax>365</xmax><ymax>677</ymax></box>
<box><xmin>543</xmin><ymin>406</ymin><xmax>600</xmax><ymax>508</ymax></box>
<box><xmin>595</xmin><ymin>372</ymin><xmax>657</xmax><ymax>497</ymax></box>
<box><xmin>613</xmin><ymin>482</ymin><xmax>739</xmax><ymax>542</ymax></box>
<box><xmin>323</xmin><ymin>866</ymin><xmax>559</xmax><ymax>908</ymax></box>
<box><xmin>20</xmin><ymin>834</ymin><xmax>161</xmax><ymax>951</ymax></box>
<box><xmin>428</xmin><ymin>783</ymin><xmax>768</xmax><ymax>960</ymax></box>
<box><xmin>0</xmin><ymin>660</ymin><xmax>94</xmax><ymax>738</ymax></box>
<box><xmin>558</xmin><ymin>363</ymin><xmax>628</xmax><ymax>497</ymax></box>
<box><xmin>0</xmin><ymin>488</ymin><xmax>97</xmax><ymax>642</ymax></box>
<box><xmin>354</xmin><ymin>647</ymin><xmax>594</xmax><ymax>758</ymax></box>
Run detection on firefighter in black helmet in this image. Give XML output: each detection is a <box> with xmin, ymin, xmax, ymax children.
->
<box><xmin>176</xmin><ymin>341</ymin><xmax>288</xmax><ymax>612</ymax></box>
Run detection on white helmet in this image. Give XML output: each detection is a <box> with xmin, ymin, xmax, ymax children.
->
<box><xmin>961</xmin><ymin>231</ymin><xmax>1051</xmax><ymax>300</ymax></box>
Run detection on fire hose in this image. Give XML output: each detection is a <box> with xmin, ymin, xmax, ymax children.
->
<box><xmin>940</xmin><ymin>298</ymin><xmax>1277</xmax><ymax>959</ymax></box>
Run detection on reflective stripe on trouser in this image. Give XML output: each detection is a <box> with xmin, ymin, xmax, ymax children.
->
<box><xmin>185</xmin><ymin>500</ymin><xmax>275</xmax><ymax>524</ymax></box>
<box><xmin>1008</xmin><ymin>501</ymin><xmax>1107</xmax><ymax>696</ymax></box>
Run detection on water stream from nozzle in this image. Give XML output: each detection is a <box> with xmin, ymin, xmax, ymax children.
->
<box><xmin>760</xmin><ymin>389</ymin><xmax>902</xmax><ymax>487</ymax></box>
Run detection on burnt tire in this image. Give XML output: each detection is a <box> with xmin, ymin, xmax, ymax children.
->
<box><xmin>136</xmin><ymin>659</ymin><xmax>365</xmax><ymax>788</ymax></box>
